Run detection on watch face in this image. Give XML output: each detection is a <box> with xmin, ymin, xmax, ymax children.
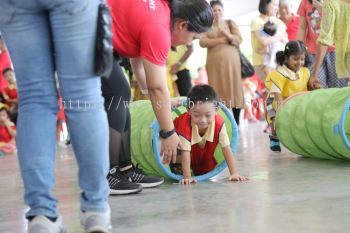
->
<box><xmin>160</xmin><ymin>130</ymin><xmax>167</xmax><ymax>138</ymax></box>
<box><xmin>159</xmin><ymin>129</ymin><xmax>175</xmax><ymax>139</ymax></box>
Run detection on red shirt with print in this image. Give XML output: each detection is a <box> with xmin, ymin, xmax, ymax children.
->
<box><xmin>107</xmin><ymin>0</ymin><xmax>171</xmax><ymax>65</ymax></box>
<box><xmin>297</xmin><ymin>0</ymin><xmax>335</xmax><ymax>54</ymax></box>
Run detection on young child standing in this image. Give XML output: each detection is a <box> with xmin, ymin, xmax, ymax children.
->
<box><xmin>173</xmin><ymin>84</ymin><xmax>248</xmax><ymax>184</ymax></box>
<box><xmin>265</xmin><ymin>40</ymin><xmax>316</xmax><ymax>152</ymax></box>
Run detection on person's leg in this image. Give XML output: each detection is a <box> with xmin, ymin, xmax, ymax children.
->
<box><xmin>324</xmin><ymin>51</ymin><xmax>349</xmax><ymax>88</ymax></box>
<box><xmin>49</xmin><ymin>0</ymin><xmax>110</xmax><ymax>215</ymax></box>
<box><xmin>0</xmin><ymin>1</ymin><xmax>61</xmax><ymax>219</ymax></box>
<box><xmin>101</xmin><ymin>58</ymin><xmax>132</xmax><ymax>169</ymax></box>
<box><xmin>269</xmin><ymin>117</ymin><xmax>281</xmax><ymax>152</ymax></box>
<box><xmin>101</xmin><ymin>59</ymin><xmax>143</xmax><ymax>195</ymax></box>
<box><xmin>232</xmin><ymin>108</ymin><xmax>241</xmax><ymax>126</ymax></box>
<box><xmin>318</xmin><ymin>54</ymin><xmax>329</xmax><ymax>88</ymax></box>
<box><xmin>102</xmin><ymin>58</ymin><xmax>164</xmax><ymax>189</ymax></box>
<box><xmin>175</xmin><ymin>69</ymin><xmax>193</xmax><ymax>96</ymax></box>
<box><xmin>265</xmin><ymin>97</ymin><xmax>280</xmax><ymax>152</ymax></box>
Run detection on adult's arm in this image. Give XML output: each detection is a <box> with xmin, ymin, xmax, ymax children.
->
<box><xmin>221</xmin><ymin>20</ymin><xmax>242</xmax><ymax>46</ymax></box>
<box><xmin>297</xmin><ymin>16</ymin><xmax>307</xmax><ymax>42</ymax></box>
<box><xmin>130</xmin><ymin>58</ymin><xmax>147</xmax><ymax>91</ymax></box>
<box><xmin>142</xmin><ymin>58</ymin><xmax>181</xmax><ymax>163</ymax></box>
<box><xmin>309</xmin><ymin>43</ymin><xmax>327</xmax><ymax>88</ymax></box>
<box><xmin>199</xmin><ymin>33</ymin><xmax>228</xmax><ymax>48</ymax></box>
<box><xmin>310</xmin><ymin>0</ymin><xmax>334</xmax><ymax>88</ymax></box>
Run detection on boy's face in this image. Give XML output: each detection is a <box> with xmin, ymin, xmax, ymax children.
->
<box><xmin>4</xmin><ymin>70</ymin><xmax>15</xmax><ymax>84</ymax></box>
<box><xmin>188</xmin><ymin>102</ymin><xmax>217</xmax><ymax>130</ymax></box>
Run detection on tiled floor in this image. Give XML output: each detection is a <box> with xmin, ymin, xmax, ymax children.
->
<box><xmin>1</xmin><ymin>122</ymin><xmax>350</xmax><ymax>233</ymax></box>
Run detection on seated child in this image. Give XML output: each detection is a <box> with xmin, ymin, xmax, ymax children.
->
<box><xmin>2</xmin><ymin>67</ymin><xmax>18</xmax><ymax>108</ymax></box>
<box><xmin>265</xmin><ymin>40</ymin><xmax>317</xmax><ymax>152</ymax></box>
<box><xmin>172</xmin><ymin>84</ymin><xmax>248</xmax><ymax>184</ymax></box>
<box><xmin>2</xmin><ymin>67</ymin><xmax>18</xmax><ymax>123</ymax></box>
<box><xmin>0</xmin><ymin>103</ymin><xmax>16</xmax><ymax>154</ymax></box>
<box><xmin>260</xmin><ymin>20</ymin><xmax>286</xmax><ymax>75</ymax></box>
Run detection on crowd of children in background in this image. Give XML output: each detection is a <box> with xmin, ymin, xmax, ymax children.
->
<box><xmin>0</xmin><ymin>67</ymin><xmax>17</xmax><ymax>155</ymax></box>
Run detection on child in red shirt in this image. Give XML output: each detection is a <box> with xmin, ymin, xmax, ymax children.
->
<box><xmin>0</xmin><ymin>104</ymin><xmax>16</xmax><ymax>154</ymax></box>
<box><xmin>2</xmin><ymin>68</ymin><xmax>18</xmax><ymax>111</ymax></box>
<box><xmin>173</xmin><ymin>84</ymin><xmax>248</xmax><ymax>184</ymax></box>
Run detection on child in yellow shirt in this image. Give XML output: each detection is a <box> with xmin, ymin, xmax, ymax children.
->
<box><xmin>265</xmin><ymin>40</ymin><xmax>315</xmax><ymax>152</ymax></box>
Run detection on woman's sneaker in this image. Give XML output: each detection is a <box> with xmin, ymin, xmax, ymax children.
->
<box><xmin>123</xmin><ymin>164</ymin><xmax>164</xmax><ymax>188</ymax></box>
<box><xmin>27</xmin><ymin>215</ymin><xmax>66</xmax><ymax>233</ymax></box>
<box><xmin>107</xmin><ymin>166</ymin><xmax>143</xmax><ymax>195</ymax></box>
<box><xmin>80</xmin><ymin>206</ymin><xmax>111</xmax><ymax>233</ymax></box>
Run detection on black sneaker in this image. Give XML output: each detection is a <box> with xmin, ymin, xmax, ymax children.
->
<box><xmin>270</xmin><ymin>138</ymin><xmax>281</xmax><ymax>152</ymax></box>
<box><xmin>123</xmin><ymin>164</ymin><xmax>164</xmax><ymax>188</ymax></box>
<box><xmin>107</xmin><ymin>166</ymin><xmax>143</xmax><ymax>195</ymax></box>
<box><xmin>170</xmin><ymin>163</ymin><xmax>183</xmax><ymax>175</ymax></box>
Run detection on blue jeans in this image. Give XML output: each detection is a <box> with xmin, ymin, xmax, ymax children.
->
<box><xmin>0</xmin><ymin>0</ymin><xmax>110</xmax><ymax>218</ymax></box>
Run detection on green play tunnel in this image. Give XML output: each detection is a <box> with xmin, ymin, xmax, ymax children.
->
<box><xmin>129</xmin><ymin>100</ymin><xmax>238</xmax><ymax>181</ymax></box>
<box><xmin>276</xmin><ymin>87</ymin><xmax>350</xmax><ymax>159</ymax></box>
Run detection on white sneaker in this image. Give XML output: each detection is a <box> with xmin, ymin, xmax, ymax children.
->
<box><xmin>27</xmin><ymin>215</ymin><xmax>66</xmax><ymax>233</ymax></box>
<box><xmin>80</xmin><ymin>206</ymin><xmax>112</xmax><ymax>233</ymax></box>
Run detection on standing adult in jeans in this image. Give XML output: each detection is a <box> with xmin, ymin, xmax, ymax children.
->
<box><xmin>104</xmin><ymin>0</ymin><xmax>213</xmax><ymax>194</ymax></box>
<box><xmin>0</xmin><ymin>0</ymin><xmax>110</xmax><ymax>232</ymax></box>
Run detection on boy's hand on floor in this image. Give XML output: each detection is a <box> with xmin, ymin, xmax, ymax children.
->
<box><xmin>229</xmin><ymin>173</ymin><xmax>249</xmax><ymax>182</ymax></box>
<box><xmin>179</xmin><ymin>177</ymin><xmax>197</xmax><ymax>185</ymax></box>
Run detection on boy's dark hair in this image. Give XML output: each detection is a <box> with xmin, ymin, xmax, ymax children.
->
<box><xmin>263</xmin><ymin>20</ymin><xmax>277</xmax><ymax>36</ymax></box>
<box><xmin>210</xmin><ymin>0</ymin><xmax>224</xmax><ymax>9</ymax></box>
<box><xmin>170</xmin><ymin>0</ymin><xmax>213</xmax><ymax>33</ymax></box>
<box><xmin>276</xmin><ymin>40</ymin><xmax>310</xmax><ymax>67</ymax></box>
<box><xmin>259</xmin><ymin>0</ymin><xmax>273</xmax><ymax>15</ymax></box>
<box><xmin>187</xmin><ymin>84</ymin><xmax>219</xmax><ymax>108</ymax></box>
<box><xmin>2</xmin><ymin>67</ymin><xmax>13</xmax><ymax>76</ymax></box>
